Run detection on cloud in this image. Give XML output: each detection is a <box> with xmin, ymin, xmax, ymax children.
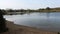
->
<box><xmin>0</xmin><ymin>0</ymin><xmax>60</xmax><ymax>9</ymax></box>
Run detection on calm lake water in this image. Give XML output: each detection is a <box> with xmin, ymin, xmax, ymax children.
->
<box><xmin>4</xmin><ymin>12</ymin><xmax>60</xmax><ymax>32</ymax></box>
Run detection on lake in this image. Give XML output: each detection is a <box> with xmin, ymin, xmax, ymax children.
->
<box><xmin>4</xmin><ymin>12</ymin><xmax>60</xmax><ymax>32</ymax></box>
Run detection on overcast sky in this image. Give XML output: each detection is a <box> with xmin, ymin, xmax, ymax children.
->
<box><xmin>0</xmin><ymin>0</ymin><xmax>60</xmax><ymax>9</ymax></box>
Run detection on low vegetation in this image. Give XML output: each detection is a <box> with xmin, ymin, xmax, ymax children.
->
<box><xmin>1</xmin><ymin>7</ymin><xmax>60</xmax><ymax>15</ymax></box>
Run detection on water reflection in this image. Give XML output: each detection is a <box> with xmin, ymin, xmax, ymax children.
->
<box><xmin>4</xmin><ymin>12</ymin><xmax>60</xmax><ymax>32</ymax></box>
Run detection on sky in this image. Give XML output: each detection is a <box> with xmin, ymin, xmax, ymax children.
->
<box><xmin>0</xmin><ymin>0</ymin><xmax>60</xmax><ymax>9</ymax></box>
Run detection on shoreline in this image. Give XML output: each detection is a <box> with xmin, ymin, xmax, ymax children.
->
<box><xmin>1</xmin><ymin>20</ymin><xmax>58</xmax><ymax>34</ymax></box>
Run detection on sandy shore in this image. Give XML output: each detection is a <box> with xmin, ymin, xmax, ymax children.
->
<box><xmin>1</xmin><ymin>21</ymin><xmax>58</xmax><ymax>34</ymax></box>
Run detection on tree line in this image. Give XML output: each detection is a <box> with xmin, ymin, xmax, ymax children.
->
<box><xmin>1</xmin><ymin>7</ymin><xmax>60</xmax><ymax>15</ymax></box>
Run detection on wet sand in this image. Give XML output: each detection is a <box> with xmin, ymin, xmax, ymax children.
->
<box><xmin>1</xmin><ymin>21</ymin><xmax>58</xmax><ymax>34</ymax></box>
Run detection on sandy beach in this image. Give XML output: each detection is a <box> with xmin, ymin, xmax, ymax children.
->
<box><xmin>1</xmin><ymin>21</ymin><xmax>58</xmax><ymax>34</ymax></box>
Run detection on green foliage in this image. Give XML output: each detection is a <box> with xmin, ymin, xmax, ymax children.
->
<box><xmin>0</xmin><ymin>10</ymin><xmax>8</xmax><ymax>33</ymax></box>
<box><xmin>46</xmin><ymin>7</ymin><xmax>50</xmax><ymax>10</ymax></box>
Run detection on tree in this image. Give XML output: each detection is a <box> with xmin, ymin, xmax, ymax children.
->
<box><xmin>1</xmin><ymin>9</ymin><xmax>7</xmax><ymax>15</ymax></box>
<box><xmin>8</xmin><ymin>9</ymin><xmax>14</xmax><ymax>12</ymax></box>
<box><xmin>46</xmin><ymin>7</ymin><xmax>50</xmax><ymax>10</ymax></box>
<box><xmin>46</xmin><ymin>7</ymin><xmax>51</xmax><ymax>12</ymax></box>
<box><xmin>0</xmin><ymin>9</ymin><xmax>8</xmax><ymax>33</ymax></box>
<box><xmin>20</xmin><ymin>9</ymin><xmax>24</xmax><ymax>12</ymax></box>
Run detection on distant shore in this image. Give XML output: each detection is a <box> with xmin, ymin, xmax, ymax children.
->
<box><xmin>0</xmin><ymin>7</ymin><xmax>60</xmax><ymax>15</ymax></box>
